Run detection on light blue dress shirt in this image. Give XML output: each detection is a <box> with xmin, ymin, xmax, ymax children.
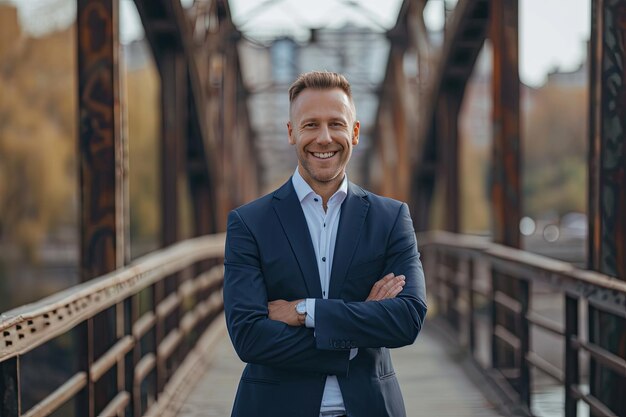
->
<box><xmin>292</xmin><ymin>168</ymin><xmax>357</xmax><ymax>416</ymax></box>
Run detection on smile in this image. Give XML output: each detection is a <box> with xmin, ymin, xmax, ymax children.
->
<box><xmin>312</xmin><ymin>152</ymin><xmax>336</xmax><ymax>159</ymax></box>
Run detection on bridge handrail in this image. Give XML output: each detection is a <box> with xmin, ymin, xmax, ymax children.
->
<box><xmin>420</xmin><ymin>231</ymin><xmax>626</xmax><ymax>417</ymax></box>
<box><xmin>0</xmin><ymin>233</ymin><xmax>227</xmax><ymax>417</ymax></box>
<box><xmin>420</xmin><ymin>230</ymin><xmax>626</xmax><ymax>295</ymax></box>
<box><xmin>0</xmin><ymin>233</ymin><xmax>226</xmax><ymax>360</ymax></box>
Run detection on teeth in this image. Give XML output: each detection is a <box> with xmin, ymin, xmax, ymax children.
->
<box><xmin>313</xmin><ymin>152</ymin><xmax>335</xmax><ymax>159</ymax></box>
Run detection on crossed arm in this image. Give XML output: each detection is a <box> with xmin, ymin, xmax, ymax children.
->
<box><xmin>268</xmin><ymin>272</ymin><xmax>407</xmax><ymax>326</ymax></box>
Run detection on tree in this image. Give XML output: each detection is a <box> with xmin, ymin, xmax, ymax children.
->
<box><xmin>523</xmin><ymin>84</ymin><xmax>587</xmax><ymax>218</ymax></box>
<box><xmin>0</xmin><ymin>21</ymin><xmax>76</xmax><ymax>261</ymax></box>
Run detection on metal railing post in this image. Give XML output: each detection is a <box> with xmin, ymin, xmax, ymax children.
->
<box><xmin>564</xmin><ymin>295</ymin><xmax>579</xmax><ymax>417</ymax></box>
<box><xmin>468</xmin><ymin>257</ymin><xmax>476</xmax><ymax>355</ymax></box>
<box><xmin>0</xmin><ymin>356</ymin><xmax>20</xmax><ymax>417</ymax></box>
<box><xmin>490</xmin><ymin>266</ymin><xmax>498</xmax><ymax>370</ymax></box>
<box><xmin>518</xmin><ymin>278</ymin><xmax>531</xmax><ymax>408</ymax></box>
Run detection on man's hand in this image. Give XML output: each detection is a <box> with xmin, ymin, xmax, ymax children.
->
<box><xmin>268</xmin><ymin>299</ymin><xmax>306</xmax><ymax>326</ymax></box>
<box><xmin>366</xmin><ymin>273</ymin><xmax>405</xmax><ymax>301</ymax></box>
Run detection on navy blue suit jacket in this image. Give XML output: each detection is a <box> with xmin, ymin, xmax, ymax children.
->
<box><xmin>224</xmin><ymin>179</ymin><xmax>427</xmax><ymax>417</ymax></box>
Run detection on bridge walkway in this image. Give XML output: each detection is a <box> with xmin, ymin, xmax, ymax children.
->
<box><xmin>176</xmin><ymin>322</ymin><xmax>503</xmax><ymax>417</ymax></box>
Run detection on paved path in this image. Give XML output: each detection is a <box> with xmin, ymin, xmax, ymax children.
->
<box><xmin>177</xmin><ymin>325</ymin><xmax>503</xmax><ymax>417</ymax></box>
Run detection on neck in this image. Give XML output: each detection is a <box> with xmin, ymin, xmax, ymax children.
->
<box><xmin>298</xmin><ymin>167</ymin><xmax>344</xmax><ymax>206</ymax></box>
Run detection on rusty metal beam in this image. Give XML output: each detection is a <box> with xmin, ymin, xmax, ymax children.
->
<box><xmin>369</xmin><ymin>7</ymin><xmax>413</xmax><ymax>206</ymax></box>
<box><xmin>132</xmin><ymin>0</ymin><xmax>253</xmax><ymax>232</ymax></box>
<box><xmin>437</xmin><ymin>93</ymin><xmax>462</xmax><ymax>233</ymax></box>
<box><xmin>416</xmin><ymin>0</ymin><xmax>489</xmax><ymax>154</ymax></box>
<box><xmin>160</xmin><ymin>49</ymin><xmax>186</xmax><ymax>247</ymax></box>
<box><xmin>588</xmin><ymin>0</ymin><xmax>626</xmax><ymax>281</ymax></box>
<box><xmin>133</xmin><ymin>0</ymin><xmax>222</xmax><ymax>221</ymax></box>
<box><xmin>588</xmin><ymin>0</ymin><xmax>626</xmax><ymax>415</ymax></box>
<box><xmin>220</xmin><ymin>35</ymin><xmax>237</xmax><ymax>229</ymax></box>
<box><xmin>489</xmin><ymin>0</ymin><xmax>522</xmax><ymax>405</ymax></box>
<box><xmin>188</xmin><ymin>87</ymin><xmax>217</xmax><ymax>239</ymax></box>
<box><xmin>157</xmin><ymin>49</ymin><xmax>187</xmax><ymax>394</ymax></box>
<box><xmin>77</xmin><ymin>1</ymin><xmax>125</xmax><ymax>415</ymax></box>
<box><xmin>408</xmin><ymin>0</ymin><xmax>489</xmax><ymax>231</ymax></box>
<box><xmin>490</xmin><ymin>0</ymin><xmax>520</xmax><ymax>248</ymax></box>
<box><xmin>77</xmin><ymin>0</ymin><xmax>125</xmax><ymax>280</ymax></box>
<box><xmin>390</xmin><ymin>48</ymin><xmax>411</xmax><ymax>204</ymax></box>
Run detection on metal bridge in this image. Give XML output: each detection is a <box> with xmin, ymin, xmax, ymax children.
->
<box><xmin>0</xmin><ymin>0</ymin><xmax>625</xmax><ymax>416</ymax></box>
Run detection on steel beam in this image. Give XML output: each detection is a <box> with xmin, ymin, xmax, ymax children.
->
<box><xmin>490</xmin><ymin>0</ymin><xmax>520</xmax><ymax>248</ymax></box>
<box><xmin>437</xmin><ymin>92</ymin><xmax>462</xmax><ymax>233</ymax></box>
<box><xmin>390</xmin><ymin>48</ymin><xmax>411</xmax><ymax>204</ymax></box>
<box><xmin>489</xmin><ymin>0</ymin><xmax>523</xmax><ymax>405</ymax></box>
<box><xmin>77</xmin><ymin>0</ymin><xmax>125</xmax><ymax>280</ymax></box>
<box><xmin>406</xmin><ymin>0</ymin><xmax>488</xmax><ymax>231</ymax></box>
<box><xmin>160</xmin><ymin>49</ymin><xmax>186</xmax><ymax>247</ymax></box>
<box><xmin>77</xmin><ymin>1</ymin><xmax>126</xmax><ymax>415</ymax></box>
<box><xmin>221</xmin><ymin>38</ymin><xmax>237</xmax><ymax>230</ymax></box>
<box><xmin>588</xmin><ymin>1</ymin><xmax>626</xmax><ymax>415</ymax></box>
<box><xmin>588</xmin><ymin>0</ymin><xmax>626</xmax><ymax>281</ymax></box>
<box><xmin>133</xmin><ymin>0</ymin><xmax>222</xmax><ymax>233</ymax></box>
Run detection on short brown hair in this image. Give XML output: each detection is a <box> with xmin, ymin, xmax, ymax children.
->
<box><xmin>288</xmin><ymin>71</ymin><xmax>355</xmax><ymax>119</ymax></box>
<box><xmin>288</xmin><ymin>71</ymin><xmax>353</xmax><ymax>105</ymax></box>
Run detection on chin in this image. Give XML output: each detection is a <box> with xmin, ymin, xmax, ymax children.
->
<box><xmin>313</xmin><ymin>172</ymin><xmax>342</xmax><ymax>183</ymax></box>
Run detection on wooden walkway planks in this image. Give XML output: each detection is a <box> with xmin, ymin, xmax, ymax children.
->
<box><xmin>177</xmin><ymin>324</ymin><xmax>503</xmax><ymax>417</ymax></box>
<box><xmin>393</xmin><ymin>326</ymin><xmax>502</xmax><ymax>416</ymax></box>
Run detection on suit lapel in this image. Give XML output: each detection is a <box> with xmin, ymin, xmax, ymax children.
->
<box><xmin>329</xmin><ymin>183</ymin><xmax>369</xmax><ymax>299</ymax></box>
<box><xmin>272</xmin><ymin>180</ymin><xmax>323</xmax><ymax>298</ymax></box>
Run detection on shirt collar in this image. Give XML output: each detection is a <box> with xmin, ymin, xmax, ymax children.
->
<box><xmin>292</xmin><ymin>167</ymin><xmax>348</xmax><ymax>204</ymax></box>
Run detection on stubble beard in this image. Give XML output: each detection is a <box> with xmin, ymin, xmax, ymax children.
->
<box><xmin>297</xmin><ymin>141</ymin><xmax>353</xmax><ymax>187</ymax></box>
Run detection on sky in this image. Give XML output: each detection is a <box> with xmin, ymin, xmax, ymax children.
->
<box><xmin>226</xmin><ymin>0</ymin><xmax>591</xmax><ymax>87</ymax></box>
<box><xmin>7</xmin><ymin>0</ymin><xmax>591</xmax><ymax>87</ymax></box>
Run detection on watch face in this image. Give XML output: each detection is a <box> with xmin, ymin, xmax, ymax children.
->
<box><xmin>296</xmin><ymin>301</ymin><xmax>306</xmax><ymax>315</ymax></box>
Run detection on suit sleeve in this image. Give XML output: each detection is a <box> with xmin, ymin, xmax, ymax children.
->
<box><xmin>313</xmin><ymin>203</ymin><xmax>428</xmax><ymax>350</ymax></box>
<box><xmin>223</xmin><ymin>210</ymin><xmax>350</xmax><ymax>375</ymax></box>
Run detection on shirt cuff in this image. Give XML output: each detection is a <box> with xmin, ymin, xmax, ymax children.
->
<box><xmin>304</xmin><ymin>298</ymin><xmax>316</xmax><ymax>328</ymax></box>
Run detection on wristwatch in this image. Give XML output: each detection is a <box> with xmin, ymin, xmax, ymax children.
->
<box><xmin>295</xmin><ymin>300</ymin><xmax>306</xmax><ymax>315</ymax></box>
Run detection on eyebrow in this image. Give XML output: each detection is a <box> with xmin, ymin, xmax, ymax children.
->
<box><xmin>299</xmin><ymin>116</ymin><xmax>349</xmax><ymax>125</ymax></box>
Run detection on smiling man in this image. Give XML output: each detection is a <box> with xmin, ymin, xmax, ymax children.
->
<box><xmin>224</xmin><ymin>71</ymin><xmax>427</xmax><ymax>417</ymax></box>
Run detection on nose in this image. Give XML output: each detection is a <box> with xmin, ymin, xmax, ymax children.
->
<box><xmin>316</xmin><ymin>125</ymin><xmax>332</xmax><ymax>145</ymax></box>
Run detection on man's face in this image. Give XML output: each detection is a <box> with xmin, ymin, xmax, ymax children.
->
<box><xmin>287</xmin><ymin>88</ymin><xmax>360</xmax><ymax>189</ymax></box>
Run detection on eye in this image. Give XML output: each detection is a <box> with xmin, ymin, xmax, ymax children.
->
<box><xmin>303</xmin><ymin>122</ymin><xmax>317</xmax><ymax>128</ymax></box>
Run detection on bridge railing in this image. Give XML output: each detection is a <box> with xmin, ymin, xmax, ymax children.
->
<box><xmin>420</xmin><ymin>231</ymin><xmax>626</xmax><ymax>417</ymax></box>
<box><xmin>0</xmin><ymin>234</ymin><xmax>226</xmax><ymax>417</ymax></box>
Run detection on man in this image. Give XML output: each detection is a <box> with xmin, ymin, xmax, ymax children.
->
<box><xmin>224</xmin><ymin>71</ymin><xmax>427</xmax><ymax>417</ymax></box>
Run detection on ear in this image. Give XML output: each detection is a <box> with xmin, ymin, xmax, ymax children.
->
<box><xmin>287</xmin><ymin>121</ymin><xmax>295</xmax><ymax>145</ymax></box>
<box><xmin>352</xmin><ymin>121</ymin><xmax>360</xmax><ymax>146</ymax></box>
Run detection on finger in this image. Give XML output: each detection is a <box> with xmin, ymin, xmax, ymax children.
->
<box><xmin>379</xmin><ymin>272</ymin><xmax>395</xmax><ymax>284</ymax></box>
<box><xmin>384</xmin><ymin>280</ymin><xmax>405</xmax><ymax>299</ymax></box>
<box><xmin>378</xmin><ymin>275</ymin><xmax>402</xmax><ymax>295</ymax></box>
<box><xmin>368</xmin><ymin>276</ymin><xmax>389</xmax><ymax>300</ymax></box>
<box><xmin>367</xmin><ymin>273</ymin><xmax>397</xmax><ymax>301</ymax></box>
<box><xmin>374</xmin><ymin>273</ymin><xmax>394</xmax><ymax>288</ymax></box>
<box><xmin>380</xmin><ymin>276</ymin><xmax>405</xmax><ymax>298</ymax></box>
